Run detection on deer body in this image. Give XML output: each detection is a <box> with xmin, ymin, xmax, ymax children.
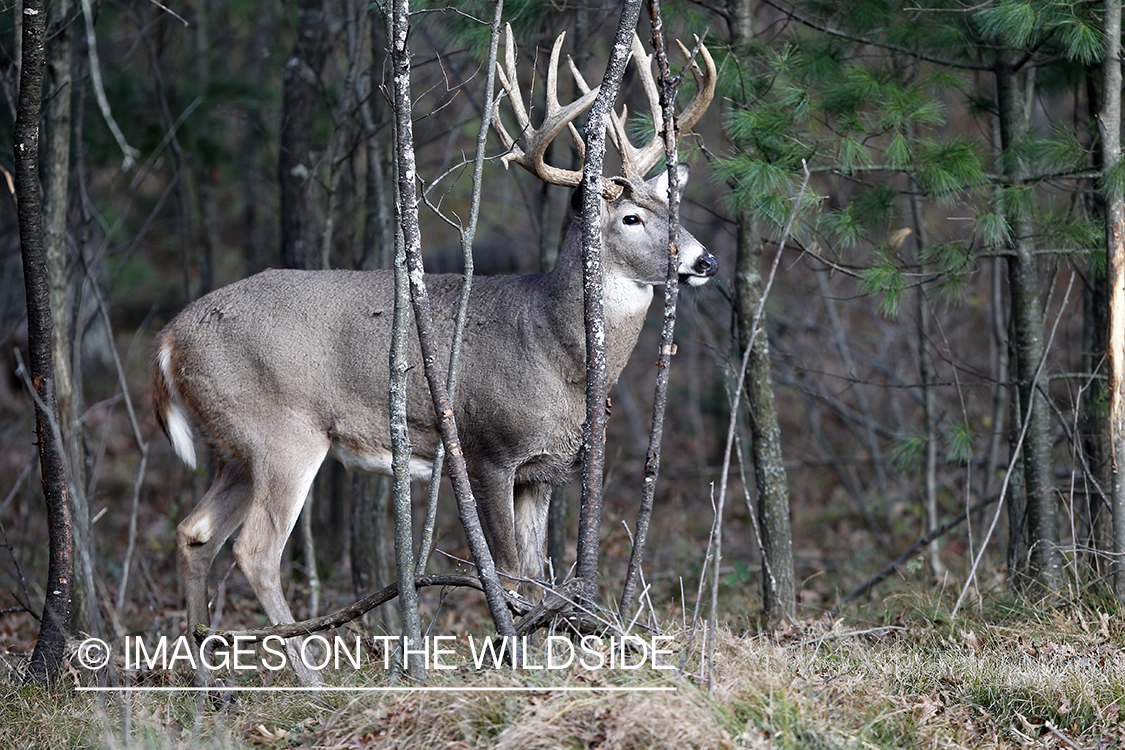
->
<box><xmin>153</xmin><ymin>27</ymin><xmax>716</xmax><ymax>685</ymax></box>
<box><xmin>154</xmin><ymin>172</ymin><xmax>715</xmax><ymax>682</ymax></box>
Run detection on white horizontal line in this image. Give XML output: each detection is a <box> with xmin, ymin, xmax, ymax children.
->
<box><xmin>77</xmin><ymin>685</ymin><xmax>677</xmax><ymax>693</ymax></box>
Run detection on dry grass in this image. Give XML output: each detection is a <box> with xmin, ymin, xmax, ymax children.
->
<box><xmin>2</xmin><ymin>593</ymin><xmax>1124</xmax><ymax>749</ymax></box>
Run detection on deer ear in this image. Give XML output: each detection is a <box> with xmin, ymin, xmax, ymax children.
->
<box><xmin>573</xmin><ymin>178</ymin><xmax>628</xmax><ymax>212</ymax></box>
<box><xmin>650</xmin><ymin>163</ymin><xmax>691</xmax><ymax>198</ymax></box>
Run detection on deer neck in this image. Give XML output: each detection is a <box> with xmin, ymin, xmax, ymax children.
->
<box><xmin>540</xmin><ymin>225</ymin><xmax>654</xmax><ymax>387</ymax></box>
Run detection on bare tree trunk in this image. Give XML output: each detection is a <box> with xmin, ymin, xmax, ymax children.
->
<box><xmin>546</xmin><ymin>4</ymin><xmax>596</xmax><ymax>585</ymax></box>
<box><xmin>619</xmin><ymin>0</ymin><xmax>682</xmax><ymax>617</ymax></box>
<box><xmin>416</xmin><ymin>0</ymin><xmax>505</xmax><ymax>576</ymax></box>
<box><xmin>239</xmin><ymin>4</ymin><xmax>274</xmax><ymax>277</ymax></box>
<box><xmin>727</xmin><ymin>0</ymin><xmax>795</xmax><ymax>626</ymax></box>
<box><xmin>45</xmin><ymin>0</ymin><xmax>74</xmax><ymax>455</ymax></box>
<box><xmin>1083</xmin><ymin>252</ymin><xmax>1112</xmax><ymax>576</ymax></box>
<box><xmin>350</xmin><ymin>473</ymin><xmax>393</xmax><ymax>630</ymax></box>
<box><xmin>1100</xmin><ymin>0</ymin><xmax>1125</xmax><ymax>600</ymax></box>
<box><xmin>361</xmin><ymin>5</ymin><xmax>395</xmax><ymax>272</ymax></box>
<box><xmin>574</xmin><ymin>0</ymin><xmax>644</xmax><ymax>605</ymax></box>
<box><xmin>907</xmin><ymin>173</ymin><xmax>945</xmax><ymax>578</ymax></box>
<box><xmin>280</xmin><ymin>0</ymin><xmax>329</xmax><ymax>271</ymax></box>
<box><xmin>350</xmin><ymin>4</ymin><xmax>396</xmax><ymax>628</ymax></box>
<box><xmin>984</xmin><ymin>257</ymin><xmax>1010</xmax><ymax>502</ymax></box>
<box><xmin>43</xmin><ymin>0</ymin><xmax>101</xmax><ymax>640</ymax></box>
<box><xmin>389</xmin><ymin>0</ymin><xmax>516</xmax><ymax>671</ymax></box>
<box><xmin>997</xmin><ymin>58</ymin><xmax>1060</xmax><ymax>592</ymax></box>
<box><xmin>735</xmin><ymin>208</ymin><xmax>795</xmax><ymax>625</ymax></box>
<box><xmin>18</xmin><ymin>0</ymin><xmax>76</xmax><ymax>684</ymax></box>
<box><xmin>193</xmin><ymin>0</ymin><xmax>219</xmax><ymax>295</ymax></box>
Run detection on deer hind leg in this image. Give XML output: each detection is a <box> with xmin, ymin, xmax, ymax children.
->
<box><xmin>232</xmin><ymin>432</ymin><xmax>330</xmax><ymax>686</ymax></box>
<box><xmin>470</xmin><ymin>465</ymin><xmax>521</xmax><ymax>590</ymax></box>
<box><xmin>177</xmin><ymin>458</ymin><xmax>254</xmax><ymax>686</ymax></box>
<box><xmin>513</xmin><ymin>482</ymin><xmax>552</xmax><ymax>597</ymax></box>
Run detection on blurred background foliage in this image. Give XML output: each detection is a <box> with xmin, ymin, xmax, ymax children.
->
<box><xmin>0</xmin><ymin>0</ymin><xmax>1121</xmax><ymax>654</ymax></box>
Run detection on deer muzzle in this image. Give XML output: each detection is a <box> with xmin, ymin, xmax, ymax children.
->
<box><xmin>677</xmin><ymin>241</ymin><xmax>718</xmax><ymax>287</ymax></box>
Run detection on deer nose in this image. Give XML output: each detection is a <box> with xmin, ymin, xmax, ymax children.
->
<box><xmin>695</xmin><ymin>252</ymin><xmax>718</xmax><ymax>278</ymax></box>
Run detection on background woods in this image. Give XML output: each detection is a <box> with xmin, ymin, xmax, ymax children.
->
<box><xmin>1</xmin><ymin>0</ymin><xmax>1125</xmax><ymax>715</ymax></box>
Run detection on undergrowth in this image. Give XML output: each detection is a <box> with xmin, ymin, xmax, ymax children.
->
<box><xmin>1</xmin><ymin>590</ymin><xmax>1123</xmax><ymax>749</ymax></box>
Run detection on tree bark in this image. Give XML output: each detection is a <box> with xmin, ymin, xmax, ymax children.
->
<box><xmin>907</xmin><ymin>166</ymin><xmax>945</xmax><ymax>578</ymax></box>
<box><xmin>728</xmin><ymin>0</ymin><xmax>796</xmax><ymax>626</ymax></box>
<box><xmin>546</xmin><ymin>6</ymin><xmax>594</xmax><ymax>586</ymax></box>
<box><xmin>735</xmin><ymin>208</ymin><xmax>796</xmax><ymax>625</ymax></box>
<box><xmin>389</xmin><ymin>0</ymin><xmax>517</xmax><ymax>670</ymax></box>
<box><xmin>1100</xmin><ymin>0</ymin><xmax>1125</xmax><ymax>600</ymax></box>
<box><xmin>574</xmin><ymin>0</ymin><xmax>644</xmax><ymax>605</ymax></box>
<box><xmin>44</xmin><ymin>0</ymin><xmax>101</xmax><ymax>640</ymax></box>
<box><xmin>18</xmin><ymin>0</ymin><xmax>76</xmax><ymax>685</ymax></box>
<box><xmin>350</xmin><ymin>4</ymin><xmax>396</xmax><ymax>630</ymax></box>
<box><xmin>416</xmin><ymin>0</ymin><xmax>505</xmax><ymax>576</ymax></box>
<box><xmin>619</xmin><ymin>0</ymin><xmax>681</xmax><ymax>617</ymax></box>
<box><xmin>45</xmin><ymin>0</ymin><xmax>73</xmax><ymax>449</ymax></box>
<box><xmin>279</xmin><ymin>0</ymin><xmax>329</xmax><ymax>270</ymax></box>
<box><xmin>996</xmin><ymin>57</ymin><xmax>1061</xmax><ymax>592</ymax></box>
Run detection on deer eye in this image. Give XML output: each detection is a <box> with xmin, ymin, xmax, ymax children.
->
<box><xmin>622</xmin><ymin>214</ymin><xmax>642</xmax><ymax>226</ymax></box>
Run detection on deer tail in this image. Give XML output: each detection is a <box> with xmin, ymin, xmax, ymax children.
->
<box><xmin>151</xmin><ymin>331</ymin><xmax>198</xmax><ymax>469</ymax></box>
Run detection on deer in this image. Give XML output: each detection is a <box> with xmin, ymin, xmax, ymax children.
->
<box><xmin>151</xmin><ymin>26</ymin><xmax>716</xmax><ymax>685</ymax></box>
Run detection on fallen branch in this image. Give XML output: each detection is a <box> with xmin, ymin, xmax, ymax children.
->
<box><xmin>194</xmin><ymin>574</ymin><xmax>531</xmax><ymax>644</ymax></box>
<box><xmin>837</xmin><ymin>494</ymin><xmax>999</xmax><ymax>609</ymax></box>
<box><xmin>512</xmin><ymin>579</ymin><xmax>603</xmax><ymax>636</ymax></box>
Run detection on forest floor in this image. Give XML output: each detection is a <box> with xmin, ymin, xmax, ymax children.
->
<box><xmin>1</xmin><ymin>589</ymin><xmax>1123</xmax><ymax>749</ymax></box>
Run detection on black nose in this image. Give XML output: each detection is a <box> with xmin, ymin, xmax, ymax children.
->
<box><xmin>695</xmin><ymin>254</ymin><xmax>718</xmax><ymax>277</ymax></box>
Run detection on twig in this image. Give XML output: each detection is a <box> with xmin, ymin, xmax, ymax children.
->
<box><xmin>735</xmin><ymin>419</ymin><xmax>778</xmax><ymax>608</ymax></box>
<box><xmin>79</xmin><ymin>0</ymin><xmax>139</xmax><ymax>170</ymax></box>
<box><xmin>144</xmin><ymin>0</ymin><xmax>188</xmax><ymax>25</ymax></box>
<box><xmin>0</xmin><ymin>512</ymin><xmax>38</xmax><ymax>622</ymax></box>
<box><xmin>299</xmin><ymin>502</ymin><xmax>320</xmax><ymax>619</ymax></box>
<box><xmin>195</xmin><ymin>574</ymin><xmax>530</xmax><ymax>643</ymax></box>
<box><xmin>708</xmin><ymin>161</ymin><xmax>810</xmax><ymax>691</ymax></box>
<box><xmin>1044</xmin><ymin>721</ymin><xmax>1084</xmax><ymax>750</ymax></box>
<box><xmin>798</xmin><ymin>625</ymin><xmax>908</xmax><ymax>646</ymax></box>
<box><xmin>837</xmin><ymin>494</ymin><xmax>999</xmax><ymax>608</ymax></box>
<box><xmin>387</xmin><ymin>0</ymin><xmax>424</xmax><ymax>681</ymax></box>
<box><xmin>416</xmin><ymin>0</ymin><xmax>505</xmax><ymax>575</ymax></box>
<box><xmin>952</xmin><ymin>271</ymin><xmax>1075</xmax><ymax>615</ymax></box>
<box><xmin>390</xmin><ymin>0</ymin><xmax>518</xmax><ymax>655</ymax></box>
<box><xmin>0</xmin><ymin>460</ymin><xmax>33</xmax><ymax>519</ymax></box>
<box><xmin>678</xmin><ymin>482</ymin><xmax>716</xmax><ymax>675</ymax></box>
<box><xmin>759</xmin><ymin>0</ymin><xmax>994</xmax><ymax>71</ymax></box>
<box><xmin>319</xmin><ymin>0</ymin><xmax>368</xmax><ymax>270</ymax></box>
<box><xmin>620</xmin><ymin>0</ymin><xmax>681</xmax><ymax>617</ymax></box>
<box><xmin>83</xmin><ymin>277</ymin><xmax>151</xmax><ymax>623</ymax></box>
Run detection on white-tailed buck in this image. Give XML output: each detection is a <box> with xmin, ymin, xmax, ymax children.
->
<box><xmin>153</xmin><ymin>26</ymin><xmax>715</xmax><ymax>683</ymax></box>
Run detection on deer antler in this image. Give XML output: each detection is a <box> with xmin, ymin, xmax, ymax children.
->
<box><xmin>607</xmin><ymin>34</ymin><xmax>716</xmax><ymax>181</ymax></box>
<box><xmin>492</xmin><ymin>24</ymin><xmax>600</xmax><ymax>188</ymax></box>
<box><xmin>492</xmin><ymin>26</ymin><xmax>716</xmax><ymax>194</ymax></box>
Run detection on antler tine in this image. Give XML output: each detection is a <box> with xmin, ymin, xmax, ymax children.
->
<box><xmin>491</xmin><ymin>24</ymin><xmax>600</xmax><ymax>188</ymax></box>
<box><xmin>609</xmin><ymin>33</ymin><xmax>663</xmax><ymax>180</ymax></box>
<box><xmin>609</xmin><ymin>33</ymin><xmax>717</xmax><ymax>181</ymax></box>
<box><xmin>674</xmin><ymin>36</ymin><xmax>717</xmax><ymax>134</ymax></box>
<box><xmin>492</xmin><ymin>24</ymin><xmax>532</xmax><ymax>168</ymax></box>
<box><xmin>566</xmin><ymin>55</ymin><xmax>594</xmax><ymax>160</ymax></box>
